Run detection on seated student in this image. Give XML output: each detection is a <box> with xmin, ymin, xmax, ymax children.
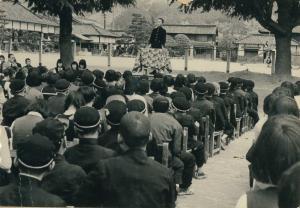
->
<box><xmin>75</xmin><ymin>112</ymin><xmax>176</xmax><ymax>208</ymax></box>
<box><xmin>105</xmin><ymin>69</ymin><xmax>117</xmax><ymax>87</ymax></box>
<box><xmin>164</xmin><ymin>75</ymin><xmax>175</xmax><ymax>94</ymax></box>
<box><xmin>136</xmin><ymin>79</ymin><xmax>153</xmax><ymax>113</ymax></box>
<box><xmin>150</xmin><ymin>96</ymin><xmax>195</xmax><ymax>195</ymax></box>
<box><xmin>98</xmin><ymin>100</ymin><xmax>127</xmax><ymax>153</ymax></box>
<box><xmin>278</xmin><ymin>162</ymin><xmax>300</xmax><ymax>208</ymax></box>
<box><xmin>2</xmin><ymin>79</ymin><xmax>30</xmax><ymax>126</ymax></box>
<box><xmin>0</xmin><ymin>134</ymin><xmax>65</xmax><ymax>207</ymax></box>
<box><xmin>174</xmin><ymin>74</ymin><xmax>186</xmax><ymax>91</ymax></box>
<box><xmin>33</xmin><ymin>118</ymin><xmax>87</xmax><ymax>205</ymax></box>
<box><xmin>53</xmin><ymin>59</ymin><xmax>65</xmax><ymax>75</ymax></box>
<box><xmin>127</xmin><ymin>99</ymin><xmax>148</xmax><ymax>116</ymax></box>
<box><xmin>269</xmin><ymin>96</ymin><xmax>299</xmax><ymax>118</ymax></box>
<box><xmin>80</xmin><ymin>70</ymin><xmax>95</xmax><ymax>87</ymax></box>
<box><xmin>64</xmin><ymin>107</ymin><xmax>115</xmax><ymax>173</ymax></box>
<box><xmin>236</xmin><ymin>115</ymin><xmax>300</xmax><ymax>208</ymax></box>
<box><xmin>63</xmin><ymin>69</ymin><xmax>78</xmax><ymax>92</ymax></box>
<box><xmin>171</xmin><ymin>96</ymin><xmax>206</xmax><ymax>179</ymax></box>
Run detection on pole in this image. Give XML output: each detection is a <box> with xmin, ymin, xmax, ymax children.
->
<box><xmin>108</xmin><ymin>43</ymin><xmax>111</xmax><ymax>67</ymax></box>
<box><xmin>184</xmin><ymin>48</ymin><xmax>188</xmax><ymax>71</ymax></box>
<box><xmin>271</xmin><ymin>50</ymin><xmax>276</xmax><ymax>75</ymax></box>
<box><xmin>103</xmin><ymin>12</ymin><xmax>107</xmax><ymax>29</ymax></box>
<box><xmin>226</xmin><ymin>49</ymin><xmax>231</xmax><ymax>73</ymax></box>
<box><xmin>39</xmin><ymin>32</ymin><xmax>43</xmax><ymax>64</ymax></box>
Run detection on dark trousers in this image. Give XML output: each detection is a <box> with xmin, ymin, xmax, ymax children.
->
<box><xmin>189</xmin><ymin>140</ymin><xmax>205</xmax><ymax>168</ymax></box>
<box><xmin>172</xmin><ymin>152</ymin><xmax>195</xmax><ymax>189</ymax></box>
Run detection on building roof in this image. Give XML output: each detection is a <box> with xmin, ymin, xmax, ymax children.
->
<box><xmin>0</xmin><ymin>1</ymin><xmax>57</xmax><ymax>26</ymax></box>
<box><xmin>163</xmin><ymin>24</ymin><xmax>217</xmax><ymax>35</ymax></box>
<box><xmin>236</xmin><ymin>34</ymin><xmax>299</xmax><ymax>46</ymax></box>
<box><xmin>73</xmin><ymin>23</ymin><xmax>118</xmax><ymax>38</ymax></box>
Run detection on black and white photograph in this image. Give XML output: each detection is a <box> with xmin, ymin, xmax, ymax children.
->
<box><xmin>0</xmin><ymin>0</ymin><xmax>299</xmax><ymax>207</ymax></box>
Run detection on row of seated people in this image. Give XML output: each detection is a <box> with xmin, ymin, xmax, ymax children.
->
<box><xmin>236</xmin><ymin>81</ymin><xmax>300</xmax><ymax>208</ymax></box>
<box><xmin>0</xmin><ymin>64</ymin><xmax>258</xmax><ymax>207</ymax></box>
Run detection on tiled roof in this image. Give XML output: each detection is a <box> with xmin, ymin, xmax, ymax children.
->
<box><xmin>73</xmin><ymin>23</ymin><xmax>118</xmax><ymax>37</ymax></box>
<box><xmin>236</xmin><ymin>34</ymin><xmax>299</xmax><ymax>46</ymax></box>
<box><xmin>0</xmin><ymin>1</ymin><xmax>57</xmax><ymax>26</ymax></box>
<box><xmin>164</xmin><ymin>24</ymin><xmax>217</xmax><ymax>35</ymax></box>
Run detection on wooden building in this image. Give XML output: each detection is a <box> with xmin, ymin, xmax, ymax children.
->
<box><xmin>163</xmin><ymin>24</ymin><xmax>218</xmax><ymax>59</ymax></box>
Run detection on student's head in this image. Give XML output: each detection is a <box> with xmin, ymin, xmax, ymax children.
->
<box><xmin>270</xmin><ymin>96</ymin><xmax>299</xmax><ymax>118</ymax></box>
<box><xmin>105</xmin><ymin>70</ymin><xmax>116</xmax><ymax>82</ymax></box>
<box><xmin>8</xmin><ymin>53</ymin><xmax>15</xmax><ymax>62</ymax></box>
<box><xmin>248</xmin><ymin>115</ymin><xmax>300</xmax><ymax>185</ymax></box>
<box><xmin>0</xmin><ymin>55</ymin><xmax>5</xmax><ymax>62</ymax></box>
<box><xmin>25</xmin><ymin>58</ymin><xmax>31</xmax><ymax>66</ymax></box>
<box><xmin>71</xmin><ymin>61</ymin><xmax>79</xmax><ymax>71</ymax></box>
<box><xmin>26</xmin><ymin>71</ymin><xmax>42</xmax><ymax>87</ymax></box>
<box><xmin>163</xmin><ymin>75</ymin><xmax>174</xmax><ymax>87</ymax></box>
<box><xmin>63</xmin><ymin>69</ymin><xmax>77</xmax><ymax>83</ymax></box>
<box><xmin>205</xmin><ymin>83</ymin><xmax>216</xmax><ymax>97</ymax></box>
<box><xmin>263</xmin><ymin>93</ymin><xmax>279</xmax><ymax>115</ymax></box>
<box><xmin>273</xmin><ymin>86</ymin><xmax>293</xmax><ymax>97</ymax></box>
<box><xmin>105</xmin><ymin>100</ymin><xmax>127</xmax><ymax>127</ymax></box>
<box><xmin>120</xmin><ymin>112</ymin><xmax>151</xmax><ymax>149</ymax></box>
<box><xmin>153</xmin><ymin>96</ymin><xmax>169</xmax><ymax>113</ymax></box>
<box><xmin>55</xmin><ymin>79</ymin><xmax>70</xmax><ymax>94</ymax></box>
<box><xmin>9</xmin><ymin>79</ymin><xmax>26</xmax><ymax>95</ymax></box>
<box><xmin>278</xmin><ymin>162</ymin><xmax>300</xmax><ymax>208</ymax></box>
<box><xmin>33</xmin><ymin>118</ymin><xmax>65</xmax><ymax>153</ymax></box>
<box><xmin>156</xmin><ymin>18</ymin><xmax>164</xmax><ymax>27</ymax></box>
<box><xmin>56</xmin><ymin>59</ymin><xmax>63</xmax><ymax>68</ymax></box>
<box><xmin>16</xmin><ymin>134</ymin><xmax>56</xmax><ymax>177</ymax></box>
<box><xmin>64</xmin><ymin>91</ymin><xmax>85</xmax><ymax>111</ymax></box>
<box><xmin>80</xmin><ymin>71</ymin><xmax>95</xmax><ymax>86</ymax></box>
<box><xmin>123</xmin><ymin>70</ymin><xmax>132</xmax><ymax>81</ymax></box>
<box><xmin>93</xmin><ymin>70</ymin><xmax>104</xmax><ymax>81</ymax></box>
<box><xmin>25</xmin><ymin>98</ymin><xmax>49</xmax><ymax>118</ymax></box>
<box><xmin>150</xmin><ymin>78</ymin><xmax>163</xmax><ymax>93</ymax></box>
<box><xmin>124</xmin><ymin>77</ymin><xmax>136</xmax><ymax>95</ymax></box>
<box><xmin>174</xmin><ymin>74</ymin><xmax>186</xmax><ymax>90</ymax></box>
<box><xmin>46</xmin><ymin>72</ymin><xmax>60</xmax><ymax>86</ymax></box>
<box><xmin>194</xmin><ymin>82</ymin><xmax>208</xmax><ymax>98</ymax></box>
<box><xmin>136</xmin><ymin>79</ymin><xmax>149</xmax><ymax>95</ymax></box>
<box><xmin>127</xmin><ymin>99</ymin><xmax>146</xmax><ymax>115</ymax></box>
<box><xmin>78</xmin><ymin>86</ymin><xmax>96</xmax><ymax>104</ymax></box>
<box><xmin>78</xmin><ymin>59</ymin><xmax>87</xmax><ymax>69</ymax></box>
<box><xmin>281</xmin><ymin>81</ymin><xmax>295</xmax><ymax>97</ymax></box>
<box><xmin>74</xmin><ymin>107</ymin><xmax>101</xmax><ymax>136</ymax></box>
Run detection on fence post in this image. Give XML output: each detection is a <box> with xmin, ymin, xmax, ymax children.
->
<box><xmin>184</xmin><ymin>48</ymin><xmax>188</xmax><ymax>71</ymax></box>
<box><xmin>108</xmin><ymin>43</ymin><xmax>112</xmax><ymax>67</ymax></box>
<box><xmin>226</xmin><ymin>49</ymin><xmax>231</xmax><ymax>73</ymax></box>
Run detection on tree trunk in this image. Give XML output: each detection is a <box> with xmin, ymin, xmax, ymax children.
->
<box><xmin>274</xmin><ymin>34</ymin><xmax>292</xmax><ymax>75</ymax></box>
<box><xmin>59</xmin><ymin>6</ymin><xmax>73</xmax><ymax>68</ymax></box>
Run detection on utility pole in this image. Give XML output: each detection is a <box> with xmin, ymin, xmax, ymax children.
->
<box><xmin>103</xmin><ymin>12</ymin><xmax>107</xmax><ymax>29</ymax></box>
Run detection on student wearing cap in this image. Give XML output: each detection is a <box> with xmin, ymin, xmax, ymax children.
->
<box><xmin>171</xmin><ymin>96</ymin><xmax>206</xmax><ymax>179</ymax></box>
<box><xmin>63</xmin><ymin>69</ymin><xmax>79</xmax><ymax>92</ymax></box>
<box><xmin>0</xmin><ymin>134</ymin><xmax>65</xmax><ymax>207</ymax></box>
<box><xmin>105</xmin><ymin>69</ymin><xmax>117</xmax><ymax>87</ymax></box>
<box><xmin>47</xmin><ymin>79</ymin><xmax>70</xmax><ymax>117</ymax></box>
<box><xmin>41</xmin><ymin>72</ymin><xmax>59</xmax><ymax>100</ymax></box>
<box><xmin>76</xmin><ymin>112</ymin><xmax>176</xmax><ymax>208</ymax></box>
<box><xmin>136</xmin><ymin>79</ymin><xmax>153</xmax><ymax>113</ymax></box>
<box><xmin>191</xmin><ymin>82</ymin><xmax>216</xmax><ymax>134</ymax></box>
<box><xmin>150</xmin><ymin>96</ymin><xmax>195</xmax><ymax>195</ymax></box>
<box><xmin>98</xmin><ymin>100</ymin><xmax>127</xmax><ymax>153</ymax></box>
<box><xmin>219</xmin><ymin>81</ymin><xmax>237</xmax><ymax>133</ymax></box>
<box><xmin>229</xmin><ymin>77</ymin><xmax>247</xmax><ymax>119</ymax></box>
<box><xmin>33</xmin><ymin>118</ymin><xmax>87</xmax><ymax>204</ymax></box>
<box><xmin>149</xmin><ymin>78</ymin><xmax>164</xmax><ymax>99</ymax></box>
<box><xmin>2</xmin><ymin>79</ymin><xmax>30</xmax><ymax>126</ymax></box>
<box><xmin>80</xmin><ymin>70</ymin><xmax>95</xmax><ymax>87</ymax></box>
<box><xmin>64</xmin><ymin>107</ymin><xmax>115</xmax><ymax>173</ymax></box>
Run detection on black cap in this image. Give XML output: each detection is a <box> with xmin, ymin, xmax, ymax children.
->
<box><xmin>9</xmin><ymin>79</ymin><xmax>25</xmax><ymax>94</ymax></box>
<box><xmin>137</xmin><ymin>79</ymin><xmax>150</xmax><ymax>94</ymax></box>
<box><xmin>153</xmin><ymin>96</ymin><xmax>169</xmax><ymax>113</ymax></box>
<box><xmin>197</xmin><ymin>76</ymin><xmax>206</xmax><ymax>84</ymax></box>
<box><xmin>194</xmin><ymin>82</ymin><xmax>207</xmax><ymax>95</ymax></box>
<box><xmin>17</xmin><ymin>134</ymin><xmax>55</xmax><ymax>169</ymax></box>
<box><xmin>74</xmin><ymin>107</ymin><xmax>101</xmax><ymax>130</ymax></box>
<box><xmin>93</xmin><ymin>70</ymin><xmax>104</xmax><ymax>80</ymax></box>
<box><xmin>105</xmin><ymin>100</ymin><xmax>127</xmax><ymax>126</ymax></box>
<box><xmin>46</xmin><ymin>72</ymin><xmax>60</xmax><ymax>85</ymax></box>
<box><xmin>42</xmin><ymin>86</ymin><xmax>57</xmax><ymax>96</ymax></box>
<box><xmin>219</xmin><ymin>82</ymin><xmax>229</xmax><ymax>93</ymax></box>
<box><xmin>63</xmin><ymin>69</ymin><xmax>77</xmax><ymax>83</ymax></box>
<box><xmin>179</xmin><ymin>86</ymin><xmax>192</xmax><ymax>101</ymax></box>
<box><xmin>171</xmin><ymin>96</ymin><xmax>191</xmax><ymax>112</ymax></box>
<box><xmin>81</xmin><ymin>71</ymin><xmax>95</xmax><ymax>86</ymax></box>
<box><xmin>127</xmin><ymin>99</ymin><xmax>146</xmax><ymax>114</ymax></box>
<box><xmin>170</xmin><ymin>91</ymin><xmax>186</xmax><ymax>100</ymax></box>
<box><xmin>187</xmin><ymin>73</ymin><xmax>196</xmax><ymax>84</ymax></box>
<box><xmin>55</xmin><ymin>79</ymin><xmax>70</xmax><ymax>92</ymax></box>
<box><xmin>26</xmin><ymin>71</ymin><xmax>42</xmax><ymax>87</ymax></box>
<box><xmin>150</xmin><ymin>78</ymin><xmax>163</xmax><ymax>92</ymax></box>
<box><xmin>105</xmin><ymin>70</ymin><xmax>116</xmax><ymax>82</ymax></box>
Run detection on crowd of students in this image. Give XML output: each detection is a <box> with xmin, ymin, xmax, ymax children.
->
<box><xmin>0</xmin><ymin>54</ymin><xmax>298</xmax><ymax>208</ymax></box>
